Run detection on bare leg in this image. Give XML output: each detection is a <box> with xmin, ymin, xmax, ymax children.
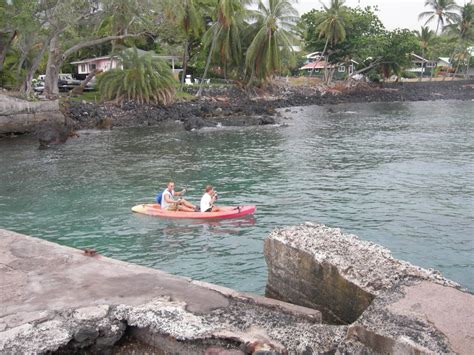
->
<box><xmin>180</xmin><ymin>198</ymin><xmax>197</xmax><ymax>210</ymax></box>
<box><xmin>178</xmin><ymin>205</ymin><xmax>195</xmax><ymax>212</ymax></box>
<box><xmin>211</xmin><ymin>206</ymin><xmax>221</xmax><ymax>212</ymax></box>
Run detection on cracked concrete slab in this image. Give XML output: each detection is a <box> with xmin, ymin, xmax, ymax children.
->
<box><xmin>265</xmin><ymin>223</ymin><xmax>474</xmax><ymax>354</ymax></box>
<box><xmin>0</xmin><ymin>229</ymin><xmax>335</xmax><ymax>354</ymax></box>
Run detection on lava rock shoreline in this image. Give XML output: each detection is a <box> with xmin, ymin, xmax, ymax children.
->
<box><xmin>65</xmin><ymin>79</ymin><xmax>474</xmax><ymax>131</ymax></box>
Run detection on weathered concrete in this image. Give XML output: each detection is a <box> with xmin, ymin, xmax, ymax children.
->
<box><xmin>3</xmin><ymin>223</ymin><xmax>472</xmax><ymax>354</ymax></box>
<box><xmin>265</xmin><ymin>222</ymin><xmax>474</xmax><ymax>354</ymax></box>
<box><xmin>0</xmin><ymin>229</ymin><xmax>346</xmax><ymax>354</ymax></box>
<box><xmin>348</xmin><ymin>281</ymin><xmax>474</xmax><ymax>354</ymax></box>
<box><xmin>0</xmin><ymin>94</ymin><xmax>65</xmax><ymax>135</ymax></box>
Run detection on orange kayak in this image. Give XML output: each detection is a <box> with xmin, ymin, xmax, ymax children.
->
<box><xmin>131</xmin><ymin>204</ymin><xmax>256</xmax><ymax>219</ymax></box>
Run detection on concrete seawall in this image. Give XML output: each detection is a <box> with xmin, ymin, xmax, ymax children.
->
<box><xmin>264</xmin><ymin>222</ymin><xmax>474</xmax><ymax>354</ymax></box>
<box><xmin>0</xmin><ymin>229</ymin><xmax>338</xmax><ymax>354</ymax></box>
<box><xmin>1</xmin><ymin>224</ymin><xmax>473</xmax><ymax>354</ymax></box>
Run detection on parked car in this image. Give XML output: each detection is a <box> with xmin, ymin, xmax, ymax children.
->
<box><xmin>58</xmin><ymin>73</ymin><xmax>81</xmax><ymax>91</ymax></box>
<box><xmin>33</xmin><ymin>81</ymin><xmax>45</xmax><ymax>93</ymax></box>
<box><xmin>34</xmin><ymin>74</ymin><xmax>84</xmax><ymax>93</ymax></box>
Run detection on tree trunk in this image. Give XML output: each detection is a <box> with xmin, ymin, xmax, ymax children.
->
<box><xmin>451</xmin><ymin>60</ymin><xmax>461</xmax><ymax>81</ymax></box>
<box><xmin>419</xmin><ymin>49</ymin><xmax>425</xmax><ymax>82</ymax></box>
<box><xmin>196</xmin><ymin>35</ymin><xmax>216</xmax><ymax>97</ymax></box>
<box><xmin>16</xmin><ymin>51</ymin><xmax>28</xmax><ymax>85</ymax></box>
<box><xmin>180</xmin><ymin>38</ymin><xmax>189</xmax><ymax>89</ymax></box>
<box><xmin>44</xmin><ymin>33</ymin><xmax>144</xmax><ymax>99</ymax></box>
<box><xmin>465</xmin><ymin>56</ymin><xmax>471</xmax><ymax>79</ymax></box>
<box><xmin>21</xmin><ymin>42</ymin><xmax>48</xmax><ymax>98</ymax></box>
<box><xmin>309</xmin><ymin>36</ymin><xmax>329</xmax><ymax>79</ymax></box>
<box><xmin>70</xmin><ymin>69</ymin><xmax>102</xmax><ymax>95</ymax></box>
<box><xmin>326</xmin><ymin>67</ymin><xmax>335</xmax><ymax>84</ymax></box>
<box><xmin>430</xmin><ymin>58</ymin><xmax>435</xmax><ymax>81</ymax></box>
<box><xmin>44</xmin><ymin>35</ymin><xmax>61</xmax><ymax>99</ymax></box>
<box><xmin>0</xmin><ymin>31</ymin><xmax>17</xmax><ymax>72</ymax></box>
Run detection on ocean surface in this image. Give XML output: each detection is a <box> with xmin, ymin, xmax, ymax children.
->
<box><xmin>1</xmin><ymin>100</ymin><xmax>472</xmax><ymax>293</ymax></box>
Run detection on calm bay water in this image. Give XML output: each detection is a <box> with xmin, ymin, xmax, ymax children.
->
<box><xmin>0</xmin><ymin>100</ymin><xmax>473</xmax><ymax>293</ymax></box>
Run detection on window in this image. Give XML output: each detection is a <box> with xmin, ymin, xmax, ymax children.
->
<box><xmin>90</xmin><ymin>63</ymin><xmax>97</xmax><ymax>70</ymax></box>
<box><xmin>80</xmin><ymin>64</ymin><xmax>86</xmax><ymax>73</ymax></box>
<box><xmin>338</xmin><ymin>65</ymin><xmax>346</xmax><ymax>73</ymax></box>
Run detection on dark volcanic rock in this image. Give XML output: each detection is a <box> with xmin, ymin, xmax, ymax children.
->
<box><xmin>260</xmin><ymin>115</ymin><xmax>276</xmax><ymax>125</ymax></box>
<box><xmin>183</xmin><ymin>116</ymin><xmax>216</xmax><ymax>131</ymax></box>
<box><xmin>63</xmin><ymin>80</ymin><xmax>474</xmax><ymax>131</ymax></box>
<box><xmin>35</xmin><ymin>117</ymin><xmax>76</xmax><ymax>149</ymax></box>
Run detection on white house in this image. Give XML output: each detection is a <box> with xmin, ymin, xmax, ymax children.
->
<box><xmin>437</xmin><ymin>57</ymin><xmax>451</xmax><ymax>68</ymax></box>
<box><xmin>70</xmin><ymin>55</ymin><xmax>120</xmax><ymax>76</ymax></box>
<box><xmin>407</xmin><ymin>53</ymin><xmax>437</xmax><ymax>75</ymax></box>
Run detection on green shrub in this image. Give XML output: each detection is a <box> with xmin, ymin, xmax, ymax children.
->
<box><xmin>401</xmin><ymin>71</ymin><xmax>418</xmax><ymax>79</ymax></box>
<box><xmin>97</xmin><ymin>48</ymin><xmax>176</xmax><ymax>105</ymax></box>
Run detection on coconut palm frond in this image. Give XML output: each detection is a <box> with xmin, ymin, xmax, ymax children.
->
<box><xmin>97</xmin><ymin>47</ymin><xmax>176</xmax><ymax>105</ymax></box>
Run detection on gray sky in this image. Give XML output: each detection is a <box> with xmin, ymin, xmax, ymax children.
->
<box><xmin>295</xmin><ymin>0</ymin><xmax>465</xmax><ymax>31</ymax></box>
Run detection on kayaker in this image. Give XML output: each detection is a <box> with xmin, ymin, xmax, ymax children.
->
<box><xmin>200</xmin><ymin>185</ymin><xmax>220</xmax><ymax>212</ymax></box>
<box><xmin>161</xmin><ymin>181</ymin><xmax>197</xmax><ymax>212</ymax></box>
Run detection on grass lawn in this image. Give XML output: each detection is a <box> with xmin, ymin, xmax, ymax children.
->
<box><xmin>67</xmin><ymin>91</ymin><xmax>101</xmax><ymax>103</ymax></box>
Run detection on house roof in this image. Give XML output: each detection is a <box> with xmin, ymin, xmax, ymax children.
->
<box><xmin>438</xmin><ymin>57</ymin><xmax>451</xmax><ymax>64</ymax></box>
<box><xmin>411</xmin><ymin>53</ymin><xmax>429</xmax><ymax>62</ymax></box>
<box><xmin>300</xmin><ymin>61</ymin><xmax>332</xmax><ymax>70</ymax></box>
<box><xmin>70</xmin><ymin>49</ymin><xmax>180</xmax><ymax>65</ymax></box>
<box><xmin>70</xmin><ymin>56</ymin><xmax>114</xmax><ymax>65</ymax></box>
<box><xmin>300</xmin><ymin>60</ymin><xmax>357</xmax><ymax>70</ymax></box>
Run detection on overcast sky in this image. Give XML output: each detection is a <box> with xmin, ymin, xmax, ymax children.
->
<box><xmin>295</xmin><ymin>0</ymin><xmax>466</xmax><ymax>31</ymax></box>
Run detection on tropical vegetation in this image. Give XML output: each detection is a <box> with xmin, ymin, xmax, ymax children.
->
<box><xmin>0</xmin><ymin>0</ymin><xmax>473</xmax><ymax>104</ymax></box>
<box><xmin>245</xmin><ymin>0</ymin><xmax>299</xmax><ymax>86</ymax></box>
<box><xmin>300</xmin><ymin>0</ymin><xmax>473</xmax><ymax>82</ymax></box>
<box><xmin>97</xmin><ymin>48</ymin><xmax>176</xmax><ymax>105</ymax></box>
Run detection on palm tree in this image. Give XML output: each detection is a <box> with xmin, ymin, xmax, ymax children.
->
<box><xmin>444</xmin><ymin>2</ymin><xmax>474</xmax><ymax>40</ymax></box>
<box><xmin>416</xmin><ymin>26</ymin><xmax>435</xmax><ymax>80</ymax></box>
<box><xmin>444</xmin><ymin>3</ymin><xmax>474</xmax><ymax>79</ymax></box>
<box><xmin>163</xmin><ymin>0</ymin><xmax>204</xmax><ymax>88</ymax></box>
<box><xmin>196</xmin><ymin>0</ymin><xmax>251</xmax><ymax>96</ymax></box>
<box><xmin>418</xmin><ymin>0</ymin><xmax>461</xmax><ymax>34</ymax></box>
<box><xmin>245</xmin><ymin>0</ymin><xmax>298</xmax><ymax>86</ymax></box>
<box><xmin>97</xmin><ymin>48</ymin><xmax>176</xmax><ymax>105</ymax></box>
<box><xmin>311</xmin><ymin>0</ymin><xmax>347</xmax><ymax>81</ymax></box>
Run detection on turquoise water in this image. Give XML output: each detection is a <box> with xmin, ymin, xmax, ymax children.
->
<box><xmin>0</xmin><ymin>100</ymin><xmax>473</xmax><ymax>293</ymax></box>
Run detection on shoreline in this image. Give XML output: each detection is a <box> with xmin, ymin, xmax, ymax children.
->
<box><xmin>1</xmin><ymin>80</ymin><xmax>473</xmax><ymax>141</ymax></box>
<box><xmin>65</xmin><ymin>80</ymin><xmax>474</xmax><ymax>132</ymax></box>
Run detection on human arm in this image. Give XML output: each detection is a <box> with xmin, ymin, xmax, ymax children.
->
<box><xmin>164</xmin><ymin>192</ymin><xmax>179</xmax><ymax>205</ymax></box>
<box><xmin>174</xmin><ymin>188</ymin><xmax>187</xmax><ymax>197</ymax></box>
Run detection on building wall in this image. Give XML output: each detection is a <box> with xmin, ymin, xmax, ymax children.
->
<box><xmin>77</xmin><ymin>58</ymin><xmax>120</xmax><ymax>75</ymax></box>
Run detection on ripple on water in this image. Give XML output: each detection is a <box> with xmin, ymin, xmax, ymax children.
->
<box><xmin>0</xmin><ymin>101</ymin><xmax>473</xmax><ymax>293</ymax></box>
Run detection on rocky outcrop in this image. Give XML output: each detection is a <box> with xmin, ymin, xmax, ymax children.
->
<box><xmin>0</xmin><ymin>94</ymin><xmax>65</xmax><ymax>136</ymax></box>
<box><xmin>264</xmin><ymin>222</ymin><xmax>473</xmax><ymax>354</ymax></box>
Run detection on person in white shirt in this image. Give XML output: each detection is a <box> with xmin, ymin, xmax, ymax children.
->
<box><xmin>200</xmin><ymin>185</ymin><xmax>220</xmax><ymax>212</ymax></box>
<box><xmin>161</xmin><ymin>181</ymin><xmax>197</xmax><ymax>212</ymax></box>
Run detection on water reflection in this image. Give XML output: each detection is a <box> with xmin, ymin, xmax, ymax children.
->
<box><xmin>151</xmin><ymin>216</ymin><xmax>257</xmax><ymax>237</ymax></box>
